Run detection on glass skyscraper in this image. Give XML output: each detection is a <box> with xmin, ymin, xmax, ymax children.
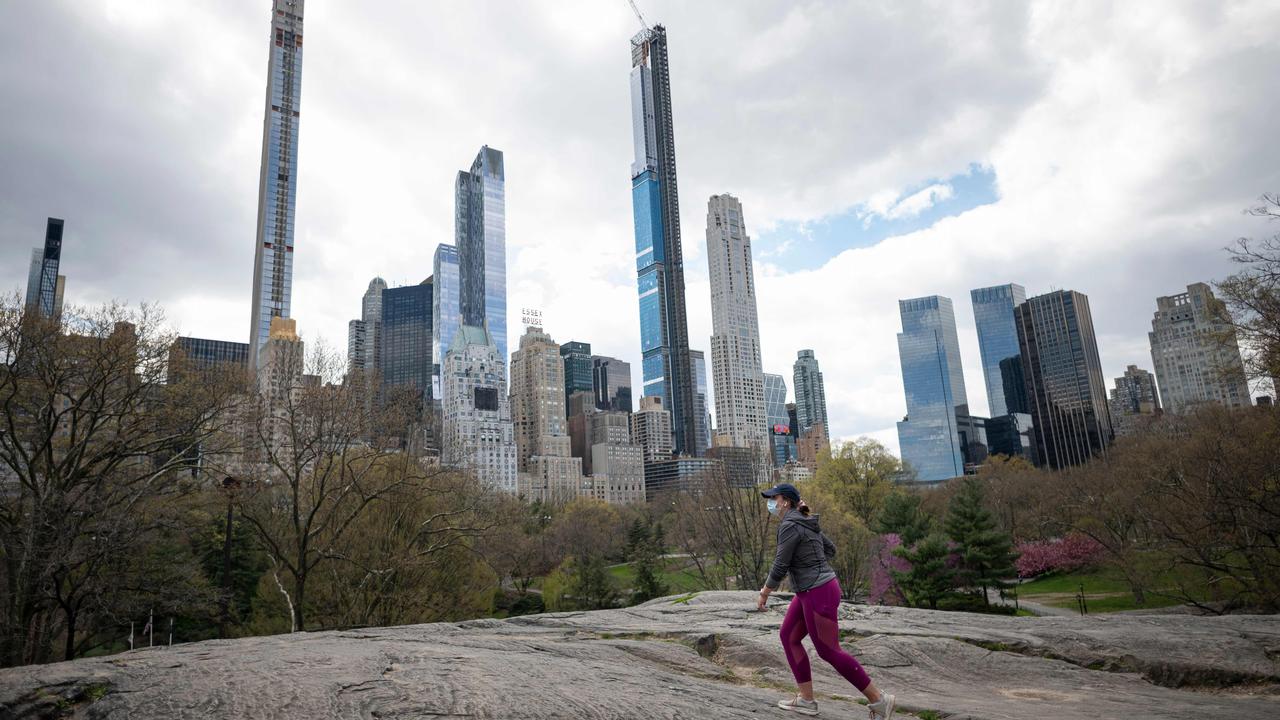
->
<box><xmin>560</xmin><ymin>341</ymin><xmax>594</xmax><ymax>412</ymax></box>
<box><xmin>971</xmin><ymin>283</ymin><xmax>1027</xmax><ymax>416</ymax></box>
<box><xmin>1015</xmin><ymin>290</ymin><xmax>1112</xmax><ymax>469</ymax></box>
<box><xmin>25</xmin><ymin>217</ymin><xmax>65</xmax><ymax>317</ymax></box>
<box><xmin>381</xmin><ymin>281</ymin><xmax>433</xmax><ymax>394</ymax></box>
<box><xmin>630</xmin><ymin>24</ymin><xmax>697</xmax><ymax>456</ymax></box>
<box><xmin>690</xmin><ymin>349</ymin><xmax>710</xmax><ymax>455</ymax></box>
<box><xmin>895</xmin><ymin>296</ymin><xmax>967</xmax><ymax>482</ymax></box>
<box><xmin>593</xmin><ymin>355</ymin><xmax>633</xmax><ymax>412</ymax></box>
<box><xmin>456</xmin><ymin>146</ymin><xmax>507</xmax><ymax>363</ymax></box>
<box><xmin>792</xmin><ymin>350</ymin><xmax>829</xmax><ymax>442</ymax></box>
<box><xmin>249</xmin><ymin>0</ymin><xmax>305</xmax><ymax>370</ymax></box>
<box><xmin>432</xmin><ymin>243</ymin><xmax>461</xmax><ymax>400</ymax></box>
<box><xmin>764</xmin><ymin>373</ymin><xmax>796</xmax><ymax>467</ymax></box>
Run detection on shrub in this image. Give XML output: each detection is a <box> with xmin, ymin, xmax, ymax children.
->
<box><xmin>1015</xmin><ymin>533</ymin><xmax>1105</xmax><ymax>578</ymax></box>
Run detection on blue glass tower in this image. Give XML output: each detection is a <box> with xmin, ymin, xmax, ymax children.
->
<box><xmin>764</xmin><ymin>373</ymin><xmax>796</xmax><ymax>467</ymax></box>
<box><xmin>895</xmin><ymin>296</ymin><xmax>967</xmax><ymax>481</ymax></box>
<box><xmin>971</xmin><ymin>283</ymin><xmax>1027</xmax><ymax>416</ymax></box>
<box><xmin>432</xmin><ymin>243</ymin><xmax>461</xmax><ymax>400</ymax></box>
<box><xmin>456</xmin><ymin>146</ymin><xmax>507</xmax><ymax>364</ymax></box>
<box><xmin>630</xmin><ymin>25</ymin><xmax>697</xmax><ymax>456</ymax></box>
<box><xmin>249</xmin><ymin>0</ymin><xmax>305</xmax><ymax>369</ymax></box>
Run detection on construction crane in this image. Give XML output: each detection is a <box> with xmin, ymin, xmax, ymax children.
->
<box><xmin>627</xmin><ymin>0</ymin><xmax>649</xmax><ymax>31</ymax></box>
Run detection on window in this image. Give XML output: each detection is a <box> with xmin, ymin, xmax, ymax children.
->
<box><xmin>474</xmin><ymin>386</ymin><xmax>498</xmax><ymax>411</ymax></box>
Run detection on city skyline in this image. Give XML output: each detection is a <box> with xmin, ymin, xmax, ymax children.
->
<box><xmin>3</xmin><ymin>2</ymin><xmax>1279</xmax><ymax>455</ymax></box>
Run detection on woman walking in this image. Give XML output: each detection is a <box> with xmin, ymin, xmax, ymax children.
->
<box><xmin>757</xmin><ymin>483</ymin><xmax>896</xmax><ymax>719</ymax></box>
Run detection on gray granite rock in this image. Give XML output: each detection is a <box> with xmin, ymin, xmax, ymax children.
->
<box><xmin>1</xmin><ymin>591</ymin><xmax>1277</xmax><ymax>719</ymax></box>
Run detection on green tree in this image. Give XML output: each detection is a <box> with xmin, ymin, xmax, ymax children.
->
<box><xmin>812</xmin><ymin>438</ymin><xmax>905</xmax><ymax>525</ymax></box>
<box><xmin>944</xmin><ymin>477</ymin><xmax>1019</xmax><ymax>606</ymax></box>
<box><xmin>629</xmin><ymin>521</ymin><xmax>668</xmax><ymax>604</ymax></box>
<box><xmin>891</xmin><ymin>534</ymin><xmax>955</xmax><ymax>610</ymax></box>
<box><xmin>875</xmin><ymin>492</ymin><xmax>933</xmax><ymax>545</ymax></box>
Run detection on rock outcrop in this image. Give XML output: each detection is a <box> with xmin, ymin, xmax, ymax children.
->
<box><xmin>1</xmin><ymin>591</ymin><xmax>1277</xmax><ymax>719</ymax></box>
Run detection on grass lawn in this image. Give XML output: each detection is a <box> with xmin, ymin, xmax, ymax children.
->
<box><xmin>1018</xmin><ymin>568</ymin><xmax>1185</xmax><ymax>613</ymax></box>
<box><xmin>1019</xmin><ymin>569</ymin><xmax>1133</xmax><ymax>595</ymax></box>
<box><xmin>607</xmin><ymin>558</ymin><xmax>722</xmax><ymax>594</ymax></box>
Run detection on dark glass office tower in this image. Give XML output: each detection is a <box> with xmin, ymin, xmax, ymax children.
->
<box><xmin>381</xmin><ymin>280</ymin><xmax>433</xmax><ymax>395</ymax></box>
<box><xmin>630</xmin><ymin>24</ymin><xmax>697</xmax><ymax>456</ymax></box>
<box><xmin>593</xmin><ymin>355</ymin><xmax>633</xmax><ymax>412</ymax></box>
<box><xmin>1015</xmin><ymin>290</ymin><xmax>1113</xmax><ymax>469</ymax></box>
<box><xmin>249</xmin><ymin>0</ymin><xmax>306</xmax><ymax>369</ymax></box>
<box><xmin>560</xmin><ymin>341</ymin><xmax>594</xmax><ymax>413</ymax></box>
<box><xmin>25</xmin><ymin>217</ymin><xmax>65</xmax><ymax>317</ymax></box>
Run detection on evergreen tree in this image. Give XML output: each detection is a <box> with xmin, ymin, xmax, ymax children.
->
<box><xmin>944</xmin><ymin>477</ymin><xmax>1019</xmax><ymax>606</ymax></box>
<box><xmin>891</xmin><ymin>533</ymin><xmax>955</xmax><ymax>610</ymax></box>
<box><xmin>875</xmin><ymin>492</ymin><xmax>933</xmax><ymax>545</ymax></box>
<box><xmin>570</xmin><ymin>555</ymin><xmax>620</xmax><ymax>610</ymax></box>
<box><xmin>629</xmin><ymin>520</ymin><xmax>668</xmax><ymax>604</ymax></box>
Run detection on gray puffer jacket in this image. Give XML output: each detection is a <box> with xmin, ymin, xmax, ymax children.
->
<box><xmin>765</xmin><ymin>509</ymin><xmax>838</xmax><ymax>592</ymax></box>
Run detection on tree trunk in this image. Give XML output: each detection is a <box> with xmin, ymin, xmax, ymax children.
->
<box><xmin>219</xmin><ymin>499</ymin><xmax>234</xmax><ymax>638</ymax></box>
<box><xmin>62</xmin><ymin>606</ymin><xmax>76</xmax><ymax>662</ymax></box>
<box><xmin>292</xmin><ymin>574</ymin><xmax>306</xmax><ymax>632</ymax></box>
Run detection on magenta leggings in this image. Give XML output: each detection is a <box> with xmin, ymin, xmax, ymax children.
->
<box><xmin>779</xmin><ymin>578</ymin><xmax>871</xmax><ymax>691</ymax></box>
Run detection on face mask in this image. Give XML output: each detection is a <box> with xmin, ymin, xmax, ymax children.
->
<box><xmin>767</xmin><ymin>498</ymin><xmax>779</xmax><ymax>516</ymax></box>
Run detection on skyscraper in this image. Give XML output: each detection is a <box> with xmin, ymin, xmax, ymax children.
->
<box><xmin>631</xmin><ymin>395</ymin><xmax>673</xmax><ymax>464</ymax></box>
<box><xmin>168</xmin><ymin>337</ymin><xmax>249</xmax><ymax>385</ymax></box>
<box><xmin>1148</xmin><ymin>283</ymin><xmax>1251</xmax><ymax>414</ymax></box>
<box><xmin>248</xmin><ymin>0</ymin><xmax>305</xmax><ymax>370</ymax></box>
<box><xmin>380</xmin><ymin>280</ymin><xmax>433</xmax><ymax>394</ymax></box>
<box><xmin>456</xmin><ymin>146</ymin><xmax>507</xmax><ymax>363</ymax></box>
<box><xmin>1108</xmin><ymin>365</ymin><xmax>1162</xmax><ymax>437</ymax></box>
<box><xmin>25</xmin><ymin>218</ymin><xmax>65</xmax><ymax>318</ymax></box>
<box><xmin>442</xmin><ymin>324</ymin><xmax>517</xmax><ymax>492</ymax></box>
<box><xmin>764</xmin><ymin>373</ymin><xmax>796</xmax><ymax>467</ymax></box>
<box><xmin>510</xmin><ymin>326</ymin><xmax>582</xmax><ymax>504</ymax></box>
<box><xmin>432</xmin><ymin>243</ymin><xmax>461</xmax><ymax>399</ymax></box>
<box><xmin>895</xmin><ymin>297</ymin><xmax>966</xmax><ymax>481</ymax></box>
<box><xmin>971</xmin><ymin>283</ymin><xmax>1027</xmax><ymax>416</ymax></box>
<box><xmin>1015</xmin><ymin>290</ymin><xmax>1112</xmax><ymax>469</ymax></box>
<box><xmin>630</xmin><ymin>24</ymin><xmax>697</xmax><ymax>456</ymax></box>
<box><xmin>706</xmin><ymin>194</ymin><xmax>768</xmax><ymax>463</ymax></box>
<box><xmin>347</xmin><ymin>277</ymin><xmax>387</xmax><ymax>372</ymax></box>
<box><xmin>510</xmin><ymin>326</ymin><xmax>571</xmax><ymax>472</ymax></box>
<box><xmin>592</xmin><ymin>355</ymin><xmax>633</xmax><ymax>412</ymax></box>
<box><xmin>690</xmin><ymin>349</ymin><xmax>711</xmax><ymax>455</ymax></box>
<box><xmin>256</xmin><ymin>317</ymin><xmax>305</xmax><ymax>453</ymax></box>
<box><xmin>560</xmin><ymin>341</ymin><xmax>594</xmax><ymax>414</ymax></box>
<box><xmin>792</xmin><ymin>350</ymin><xmax>829</xmax><ymax>443</ymax></box>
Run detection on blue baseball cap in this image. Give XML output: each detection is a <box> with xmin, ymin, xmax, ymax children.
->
<box><xmin>761</xmin><ymin>483</ymin><xmax>801</xmax><ymax>505</ymax></box>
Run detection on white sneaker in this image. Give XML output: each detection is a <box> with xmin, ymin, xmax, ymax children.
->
<box><xmin>778</xmin><ymin>694</ymin><xmax>819</xmax><ymax>716</ymax></box>
<box><xmin>867</xmin><ymin>694</ymin><xmax>896</xmax><ymax>720</ymax></box>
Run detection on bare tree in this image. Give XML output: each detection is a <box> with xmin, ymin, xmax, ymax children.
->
<box><xmin>1217</xmin><ymin>193</ymin><xmax>1280</xmax><ymax>393</ymax></box>
<box><xmin>233</xmin><ymin>343</ymin><xmax>484</xmax><ymax>632</ymax></box>
<box><xmin>668</xmin><ymin>460</ymin><xmax>774</xmax><ymax>591</ymax></box>
<box><xmin>0</xmin><ymin>298</ymin><xmax>242</xmax><ymax>665</ymax></box>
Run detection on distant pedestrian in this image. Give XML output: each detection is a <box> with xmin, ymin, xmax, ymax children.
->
<box><xmin>758</xmin><ymin>483</ymin><xmax>897</xmax><ymax>719</ymax></box>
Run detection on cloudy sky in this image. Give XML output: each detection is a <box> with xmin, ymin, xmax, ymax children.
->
<box><xmin>3</xmin><ymin>1</ymin><xmax>1278</xmax><ymax>453</ymax></box>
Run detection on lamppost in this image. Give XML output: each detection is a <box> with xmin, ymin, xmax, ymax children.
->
<box><xmin>218</xmin><ymin>475</ymin><xmax>241</xmax><ymax>638</ymax></box>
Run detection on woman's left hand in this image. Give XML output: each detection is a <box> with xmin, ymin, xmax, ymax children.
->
<box><xmin>757</xmin><ymin>586</ymin><xmax>771</xmax><ymax>611</ymax></box>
